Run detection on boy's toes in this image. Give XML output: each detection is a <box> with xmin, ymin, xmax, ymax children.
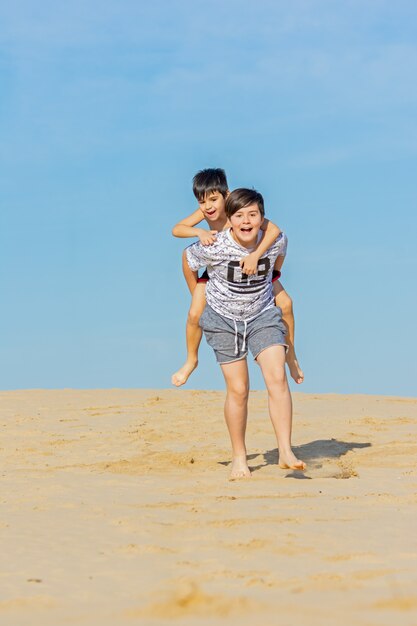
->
<box><xmin>171</xmin><ymin>361</ymin><xmax>198</xmax><ymax>387</ymax></box>
<box><xmin>279</xmin><ymin>458</ymin><xmax>306</xmax><ymax>471</ymax></box>
<box><xmin>229</xmin><ymin>456</ymin><xmax>251</xmax><ymax>480</ymax></box>
<box><xmin>171</xmin><ymin>372</ymin><xmax>186</xmax><ymax>387</ymax></box>
<box><xmin>229</xmin><ymin>470</ymin><xmax>251</xmax><ymax>481</ymax></box>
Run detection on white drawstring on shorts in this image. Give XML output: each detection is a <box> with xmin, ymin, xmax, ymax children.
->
<box><xmin>242</xmin><ymin>320</ymin><xmax>248</xmax><ymax>353</ymax></box>
<box><xmin>233</xmin><ymin>319</ymin><xmax>248</xmax><ymax>355</ymax></box>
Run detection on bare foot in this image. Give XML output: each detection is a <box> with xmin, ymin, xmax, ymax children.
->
<box><xmin>286</xmin><ymin>352</ymin><xmax>304</xmax><ymax>384</ymax></box>
<box><xmin>171</xmin><ymin>359</ymin><xmax>198</xmax><ymax>387</ymax></box>
<box><xmin>278</xmin><ymin>450</ymin><xmax>306</xmax><ymax>471</ymax></box>
<box><xmin>229</xmin><ymin>455</ymin><xmax>251</xmax><ymax>480</ymax></box>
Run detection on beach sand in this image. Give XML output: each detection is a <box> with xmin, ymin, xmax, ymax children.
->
<box><xmin>1</xmin><ymin>389</ymin><xmax>417</xmax><ymax>625</ymax></box>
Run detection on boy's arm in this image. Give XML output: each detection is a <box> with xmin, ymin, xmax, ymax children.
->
<box><xmin>172</xmin><ymin>208</ymin><xmax>218</xmax><ymax>246</ymax></box>
<box><xmin>273</xmin><ymin>254</ymin><xmax>285</xmax><ymax>272</ymax></box>
<box><xmin>239</xmin><ymin>219</ymin><xmax>281</xmax><ymax>275</ymax></box>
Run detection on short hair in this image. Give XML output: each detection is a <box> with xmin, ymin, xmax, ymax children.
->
<box><xmin>192</xmin><ymin>168</ymin><xmax>229</xmax><ymax>201</ymax></box>
<box><xmin>225</xmin><ymin>188</ymin><xmax>265</xmax><ymax>218</ymax></box>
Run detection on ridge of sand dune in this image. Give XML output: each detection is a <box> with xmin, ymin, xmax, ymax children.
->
<box><xmin>1</xmin><ymin>389</ymin><xmax>417</xmax><ymax>625</ymax></box>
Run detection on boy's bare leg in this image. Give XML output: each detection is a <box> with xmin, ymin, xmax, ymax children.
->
<box><xmin>181</xmin><ymin>248</ymin><xmax>198</xmax><ymax>295</ymax></box>
<box><xmin>220</xmin><ymin>358</ymin><xmax>251</xmax><ymax>480</ymax></box>
<box><xmin>256</xmin><ymin>345</ymin><xmax>306</xmax><ymax>470</ymax></box>
<box><xmin>273</xmin><ymin>280</ymin><xmax>304</xmax><ymax>384</ymax></box>
<box><xmin>171</xmin><ymin>283</ymin><xmax>206</xmax><ymax>387</ymax></box>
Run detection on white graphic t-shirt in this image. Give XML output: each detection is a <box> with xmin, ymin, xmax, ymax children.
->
<box><xmin>186</xmin><ymin>228</ymin><xmax>287</xmax><ymax>321</ymax></box>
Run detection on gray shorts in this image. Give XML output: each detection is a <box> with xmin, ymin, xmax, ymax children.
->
<box><xmin>200</xmin><ymin>305</ymin><xmax>288</xmax><ymax>364</ymax></box>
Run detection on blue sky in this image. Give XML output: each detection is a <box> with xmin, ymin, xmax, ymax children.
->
<box><xmin>1</xmin><ymin>0</ymin><xmax>416</xmax><ymax>395</ymax></box>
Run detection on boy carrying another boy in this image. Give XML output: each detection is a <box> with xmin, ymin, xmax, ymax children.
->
<box><xmin>171</xmin><ymin>168</ymin><xmax>303</xmax><ymax>388</ymax></box>
<box><xmin>184</xmin><ymin>187</ymin><xmax>306</xmax><ymax>479</ymax></box>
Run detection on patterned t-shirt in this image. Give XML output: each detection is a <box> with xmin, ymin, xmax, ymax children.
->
<box><xmin>186</xmin><ymin>228</ymin><xmax>287</xmax><ymax>321</ymax></box>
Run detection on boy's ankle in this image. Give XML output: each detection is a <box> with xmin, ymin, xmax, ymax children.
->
<box><xmin>232</xmin><ymin>451</ymin><xmax>247</xmax><ymax>459</ymax></box>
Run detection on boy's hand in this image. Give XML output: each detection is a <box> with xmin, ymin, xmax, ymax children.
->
<box><xmin>198</xmin><ymin>229</ymin><xmax>218</xmax><ymax>246</ymax></box>
<box><xmin>239</xmin><ymin>252</ymin><xmax>259</xmax><ymax>276</ymax></box>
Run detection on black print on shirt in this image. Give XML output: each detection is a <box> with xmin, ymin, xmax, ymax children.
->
<box><xmin>227</xmin><ymin>257</ymin><xmax>271</xmax><ymax>283</ymax></box>
<box><xmin>256</xmin><ymin>257</ymin><xmax>271</xmax><ymax>277</ymax></box>
<box><xmin>226</xmin><ymin>257</ymin><xmax>271</xmax><ymax>294</ymax></box>
<box><xmin>227</xmin><ymin>260</ymin><xmax>248</xmax><ymax>283</ymax></box>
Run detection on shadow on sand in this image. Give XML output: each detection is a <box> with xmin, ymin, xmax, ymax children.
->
<box><xmin>219</xmin><ymin>438</ymin><xmax>371</xmax><ymax>478</ymax></box>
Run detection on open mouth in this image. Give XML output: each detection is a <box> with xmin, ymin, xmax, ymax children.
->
<box><xmin>240</xmin><ymin>226</ymin><xmax>253</xmax><ymax>233</ymax></box>
<box><xmin>206</xmin><ymin>209</ymin><xmax>216</xmax><ymax>216</ymax></box>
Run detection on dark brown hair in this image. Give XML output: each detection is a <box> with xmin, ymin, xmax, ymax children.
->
<box><xmin>192</xmin><ymin>168</ymin><xmax>228</xmax><ymax>201</ymax></box>
<box><xmin>225</xmin><ymin>188</ymin><xmax>264</xmax><ymax>218</ymax></box>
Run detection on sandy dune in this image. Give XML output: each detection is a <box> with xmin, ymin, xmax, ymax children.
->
<box><xmin>1</xmin><ymin>389</ymin><xmax>417</xmax><ymax>625</ymax></box>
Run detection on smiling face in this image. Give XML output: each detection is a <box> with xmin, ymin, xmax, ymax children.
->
<box><xmin>229</xmin><ymin>202</ymin><xmax>264</xmax><ymax>248</ymax></box>
<box><xmin>198</xmin><ymin>191</ymin><xmax>227</xmax><ymax>223</ymax></box>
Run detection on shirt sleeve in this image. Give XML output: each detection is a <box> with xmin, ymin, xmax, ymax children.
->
<box><xmin>278</xmin><ymin>232</ymin><xmax>288</xmax><ymax>257</ymax></box>
<box><xmin>185</xmin><ymin>241</ymin><xmax>214</xmax><ymax>271</ymax></box>
<box><xmin>270</xmin><ymin>232</ymin><xmax>288</xmax><ymax>269</ymax></box>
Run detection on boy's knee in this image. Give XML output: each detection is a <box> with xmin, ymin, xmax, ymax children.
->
<box><xmin>266</xmin><ymin>368</ymin><xmax>287</xmax><ymax>392</ymax></box>
<box><xmin>277</xmin><ymin>292</ymin><xmax>293</xmax><ymax>316</ymax></box>
<box><xmin>187</xmin><ymin>308</ymin><xmax>201</xmax><ymax>326</ymax></box>
<box><xmin>228</xmin><ymin>380</ymin><xmax>249</xmax><ymax>402</ymax></box>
